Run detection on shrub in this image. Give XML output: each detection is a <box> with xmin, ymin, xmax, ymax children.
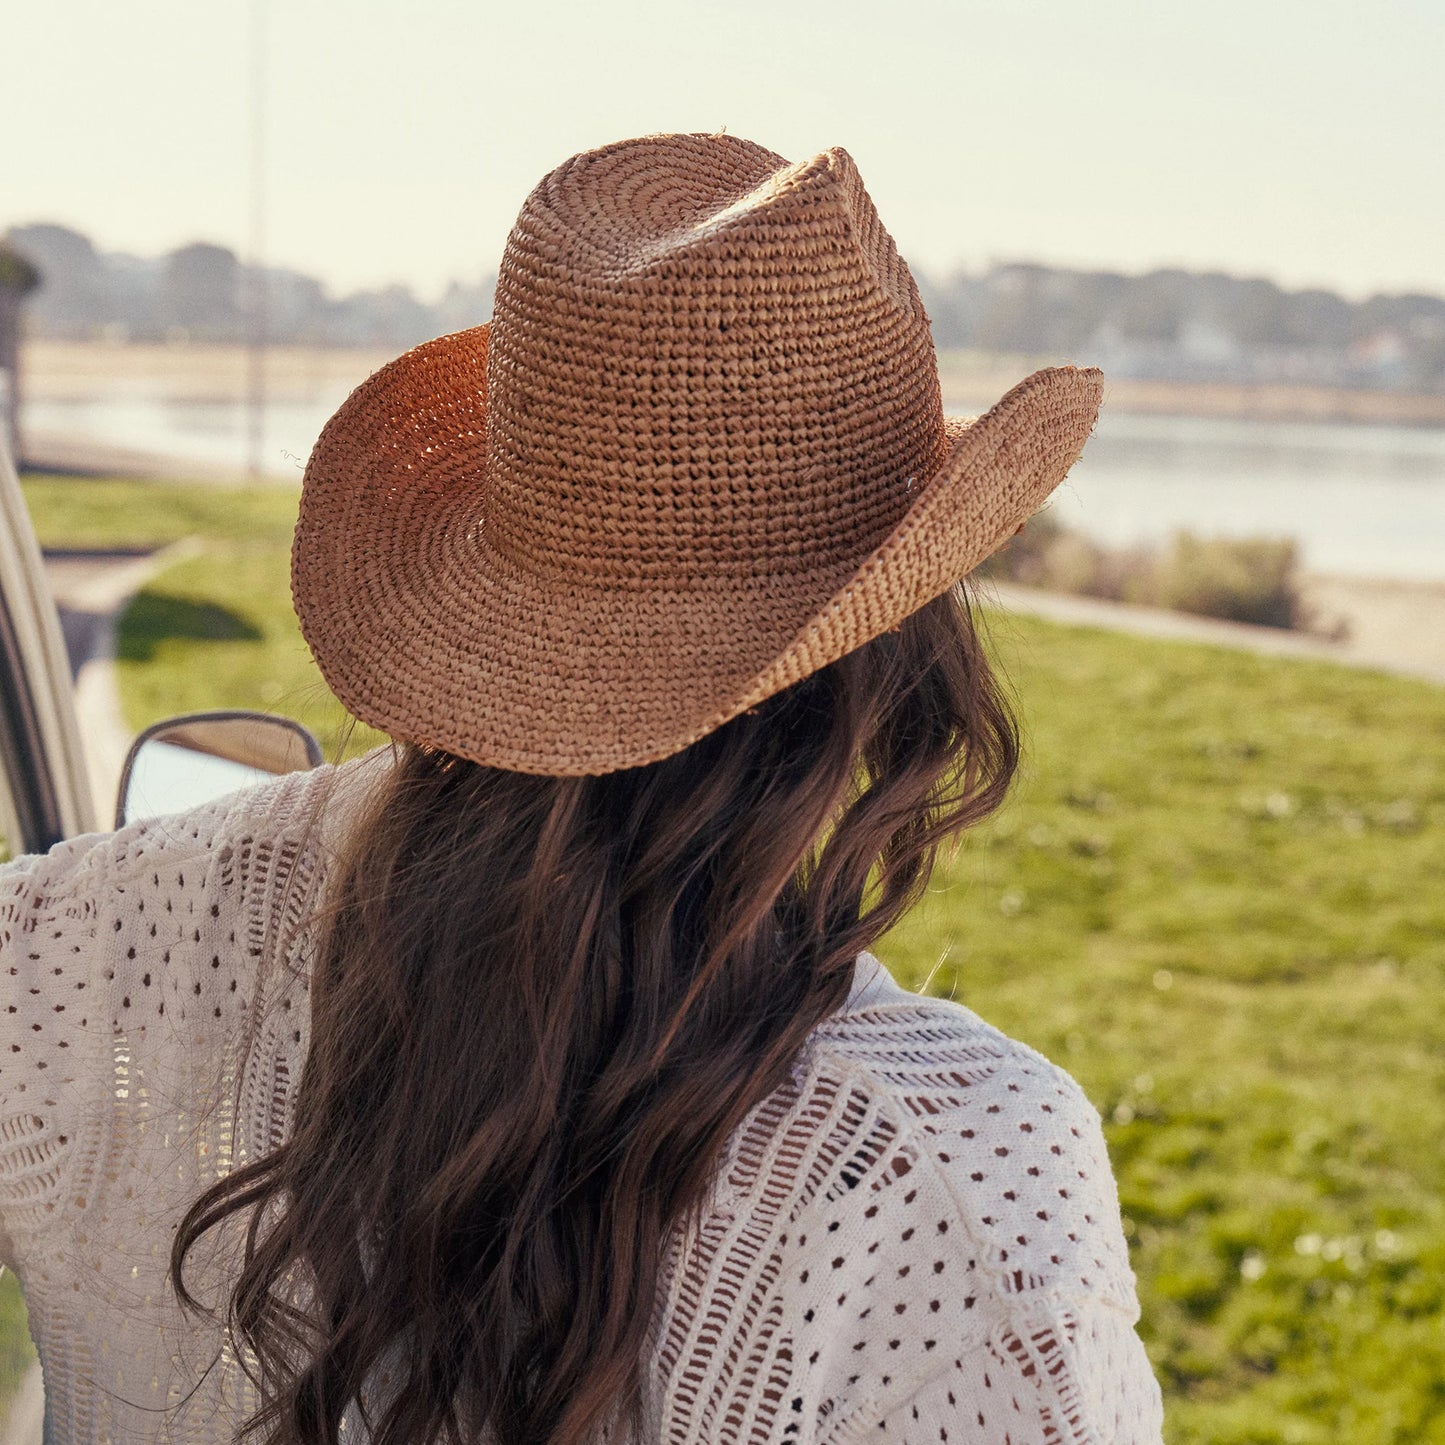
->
<box><xmin>980</xmin><ymin>514</ymin><xmax>1314</xmax><ymax>631</ymax></box>
<box><xmin>1149</xmin><ymin>533</ymin><xmax>1306</xmax><ymax>630</ymax></box>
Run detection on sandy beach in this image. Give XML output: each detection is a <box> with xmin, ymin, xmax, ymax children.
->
<box><xmin>1297</xmin><ymin>573</ymin><xmax>1445</xmax><ymax>679</ymax></box>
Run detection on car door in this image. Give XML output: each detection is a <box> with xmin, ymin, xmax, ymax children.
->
<box><xmin>0</xmin><ymin>442</ymin><xmax>96</xmax><ymax>859</ymax></box>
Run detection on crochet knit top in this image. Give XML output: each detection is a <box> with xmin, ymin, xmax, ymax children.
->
<box><xmin>0</xmin><ymin>757</ymin><xmax>1164</xmax><ymax>1443</ymax></box>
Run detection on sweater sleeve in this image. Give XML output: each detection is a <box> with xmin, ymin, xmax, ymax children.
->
<box><xmin>0</xmin><ymin>830</ymin><xmax>115</xmax><ymax>1089</ymax></box>
<box><xmin>866</xmin><ymin>1296</ymin><xmax>1164</xmax><ymax>1443</ymax></box>
<box><xmin>0</xmin><ymin>769</ymin><xmax>335</xmax><ymax>1262</ymax></box>
<box><xmin>0</xmin><ymin>831</ymin><xmax>120</xmax><ymax>1259</ymax></box>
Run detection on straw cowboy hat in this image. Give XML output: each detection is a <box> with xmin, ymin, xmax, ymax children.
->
<box><xmin>293</xmin><ymin>133</ymin><xmax>1102</xmax><ymax>776</ymax></box>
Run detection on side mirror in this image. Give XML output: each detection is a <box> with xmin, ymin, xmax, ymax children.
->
<box><xmin>116</xmin><ymin>710</ymin><xmax>324</xmax><ymax>828</ymax></box>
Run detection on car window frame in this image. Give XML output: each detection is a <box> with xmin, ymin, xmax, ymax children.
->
<box><xmin>0</xmin><ymin>444</ymin><xmax>96</xmax><ymax>856</ymax></box>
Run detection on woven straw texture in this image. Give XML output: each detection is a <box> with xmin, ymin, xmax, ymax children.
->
<box><xmin>293</xmin><ymin>133</ymin><xmax>1103</xmax><ymax>775</ymax></box>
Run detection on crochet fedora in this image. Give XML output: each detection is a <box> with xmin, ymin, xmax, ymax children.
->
<box><xmin>293</xmin><ymin>133</ymin><xmax>1102</xmax><ymax>776</ymax></box>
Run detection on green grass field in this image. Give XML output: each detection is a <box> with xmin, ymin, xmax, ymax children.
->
<box><xmin>22</xmin><ymin>476</ymin><xmax>383</xmax><ymax>760</ymax></box>
<box><xmin>13</xmin><ymin>475</ymin><xmax>1445</xmax><ymax>1442</ymax></box>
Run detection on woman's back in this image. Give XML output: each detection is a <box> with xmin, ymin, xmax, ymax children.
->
<box><xmin>2</xmin><ymin>132</ymin><xmax>1165</xmax><ymax>1443</ymax></box>
<box><xmin>0</xmin><ymin>762</ymin><xmax>1159</xmax><ymax>1442</ymax></box>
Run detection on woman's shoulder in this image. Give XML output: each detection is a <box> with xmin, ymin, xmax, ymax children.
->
<box><xmin>816</xmin><ymin>954</ymin><xmax>1105</xmax><ymax>1148</ymax></box>
<box><xmin>792</xmin><ymin>956</ymin><xmax>1137</xmax><ymax>1315</ymax></box>
<box><xmin>3</xmin><ymin>746</ymin><xmax>390</xmax><ymax>899</ymax></box>
<box><xmin>670</xmin><ymin>959</ymin><xmax>1155</xmax><ymax>1441</ymax></box>
<box><xmin>0</xmin><ymin>753</ymin><xmax>394</xmax><ymax>1011</ymax></box>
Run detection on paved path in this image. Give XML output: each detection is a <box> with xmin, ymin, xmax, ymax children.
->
<box><xmin>42</xmin><ymin>549</ymin><xmax>165</xmax><ymax>680</ymax></box>
<box><xmin>39</xmin><ymin>548</ymin><xmax>183</xmax><ymax>829</ymax></box>
<box><xmin>983</xmin><ymin>581</ymin><xmax>1445</xmax><ymax>686</ymax></box>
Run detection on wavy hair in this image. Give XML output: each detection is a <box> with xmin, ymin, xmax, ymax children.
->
<box><xmin>171</xmin><ymin>582</ymin><xmax>1019</xmax><ymax>1445</ymax></box>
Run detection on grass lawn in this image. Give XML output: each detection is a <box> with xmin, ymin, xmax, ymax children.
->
<box><xmin>15</xmin><ymin>475</ymin><xmax>1445</xmax><ymax>1443</ymax></box>
<box><xmin>23</xmin><ymin>476</ymin><xmax>384</xmax><ymax>759</ymax></box>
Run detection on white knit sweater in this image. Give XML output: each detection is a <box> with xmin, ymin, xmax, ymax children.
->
<box><xmin>0</xmin><ymin>757</ymin><xmax>1163</xmax><ymax>1443</ymax></box>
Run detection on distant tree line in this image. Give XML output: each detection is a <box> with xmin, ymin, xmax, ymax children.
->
<box><xmin>4</xmin><ymin>224</ymin><xmax>494</xmax><ymax>352</ymax></box>
<box><xmin>916</xmin><ymin>266</ymin><xmax>1445</xmax><ymax>391</ymax></box>
<box><xmin>6</xmin><ymin>222</ymin><xmax>1444</xmax><ymax>391</ymax></box>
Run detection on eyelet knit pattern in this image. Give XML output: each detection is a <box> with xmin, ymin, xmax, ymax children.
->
<box><xmin>0</xmin><ymin>761</ymin><xmax>1162</xmax><ymax>1443</ymax></box>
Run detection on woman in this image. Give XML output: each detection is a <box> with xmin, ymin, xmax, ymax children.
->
<box><xmin>0</xmin><ymin>135</ymin><xmax>1163</xmax><ymax>1443</ymax></box>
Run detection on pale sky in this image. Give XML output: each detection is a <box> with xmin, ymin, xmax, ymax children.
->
<box><xmin>4</xmin><ymin>0</ymin><xmax>1442</xmax><ymax>302</ymax></box>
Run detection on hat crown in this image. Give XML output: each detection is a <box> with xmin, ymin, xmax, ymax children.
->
<box><xmin>295</xmin><ymin>132</ymin><xmax>1103</xmax><ymax>774</ymax></box>
<box><xmin>482</xmin><ymin>134</ymin><xmax>946</xmax><ymax>583</ymax></box>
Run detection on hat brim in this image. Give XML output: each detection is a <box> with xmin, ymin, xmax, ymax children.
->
<box><xmin>293</xmin><ymin>325</ymin><xmax>1101</xmax><ymax>775</ymax></box>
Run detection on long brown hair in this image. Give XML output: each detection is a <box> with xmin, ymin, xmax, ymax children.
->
<box><xmin>171</xmin><ymin>582</ymin><xmax>1019</xmax><ymax>1445</ymax></box>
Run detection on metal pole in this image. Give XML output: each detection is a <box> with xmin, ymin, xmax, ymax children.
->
<box><xmin>244</xmin><ymin>0</ymin><xmax>267</xmax><ymax>479</ymax></box>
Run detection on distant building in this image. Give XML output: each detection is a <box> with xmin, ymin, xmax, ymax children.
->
<box><xmin>0</xmin><ymin>242</ymin><xmax>41</xmax><ymax>464</ymax></box>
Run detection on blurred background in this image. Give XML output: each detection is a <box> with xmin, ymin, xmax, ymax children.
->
<box><xmin>6</xmin><ymin>0</ymin><xmax>1445</xmax><ymax>651</ymax></box>
<box><xmin>2</xmin><ymin>3</ymin><xmax>1444</xmax><ymax>1443</ymax></box>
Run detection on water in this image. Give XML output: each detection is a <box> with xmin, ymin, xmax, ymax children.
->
<box><xmin>26</xmin><ymin>395</ymin><xmax>1445</xmax><ymax>581</ymax></box>
<box><xmin>1056</xmin><ymin>411</ymin><xmax>1445</xmax><ymax>581</ymax></box>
